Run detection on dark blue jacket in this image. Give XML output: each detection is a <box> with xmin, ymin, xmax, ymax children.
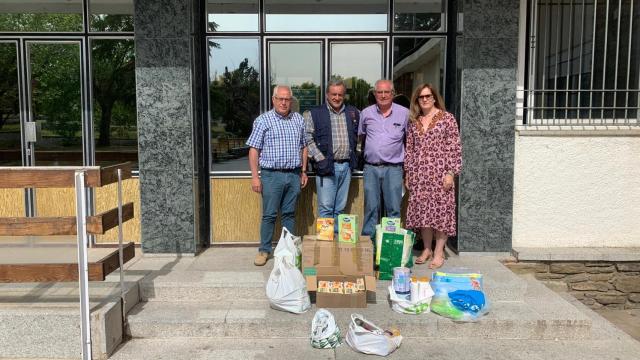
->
<box><xmin>309</xmin><ymin>104</ymin><xmax>360</xmax><ymax>176</ymax></box>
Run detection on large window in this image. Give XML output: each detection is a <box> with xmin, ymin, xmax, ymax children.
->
<box><xmin>524</xmin><ymin>0</ymin><xmax>639</xmax><ymax>125</ymax></box>
<box><xmin>0</xmin><ymin>42</ymin><xmax>20</xmax><ymax>166</ymax></box>
<box><xmin>264</xmin><ymin>0</ymin><xmax>388</xmax><ymax>32</ymax></box>
<box><xmin>208</xmin><ymin>38</ymin><xmax>260</xmax><ymax>170</ymax></box>
<box><xmin>207</xmin><ymin>0</ymin><xmax>259</xmax><ymax>32</ymax></box>
<box><xmin>0</xmin><ymin>0</ymin><xmax>83</xmax><ymax>32</ymax></box>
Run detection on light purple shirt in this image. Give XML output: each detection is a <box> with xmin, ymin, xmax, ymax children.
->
<box><xmin>358</xmin><ymin>103</ymin><xmax>409</xmax><ymax>164</ymax></box>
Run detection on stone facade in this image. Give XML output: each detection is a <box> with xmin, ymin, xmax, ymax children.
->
<box><xmin>506</xmin><ymin>261</ymin><xmax>640</xmax><ymax>310</ymax></box>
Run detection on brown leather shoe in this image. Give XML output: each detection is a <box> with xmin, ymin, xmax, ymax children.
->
<box><xmin>254</xmin><ymin>252</ymin><xmax>269</xmax><ymax>266</ymax></box>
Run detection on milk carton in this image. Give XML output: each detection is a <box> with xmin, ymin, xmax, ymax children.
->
<box><xmin>338</xmin><ymin>214</ymin><xmax>358</xmax><ymax>244</ymax></box>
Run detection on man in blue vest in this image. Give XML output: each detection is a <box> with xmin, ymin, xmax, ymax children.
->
<box><xmin>303</xmin><ymin>79</ymin><xmax>360</xmax><ymax>232</ymax></box>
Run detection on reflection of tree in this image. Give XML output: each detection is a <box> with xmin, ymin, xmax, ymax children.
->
<box><xmin>31</xmin><ymin>44</ymin><xmax>82</xmax><ymax>145</ymax></box>
<box><xmin>331</xmin><ymin>75</ymin><xmax>372</xmax><ymax>110</ymax></box>
<box><xmin>0</xmin><ymin>45</ymin><xmax>18</xmax><ymax>131</ymax></box>
<box><xmin>0</xmin><ymin>13</ymin><xmax>82</xmax><ymax>32</ymax></box>
<box><xmin>209</xmin><ymin>58</ymin><xmax>260</xmax><ymax>137</ymax></box>
<box><xmin>92</xmin><ymin>39</ymin><xmax>136</xmax><ymax>147</ymax></box>
<box><xmin>394</xmin><ymin>13</ymin><xmax>441</xmax><ymax>32</ymax></box>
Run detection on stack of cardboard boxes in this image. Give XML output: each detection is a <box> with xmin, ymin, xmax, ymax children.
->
<box><xmin>302</xmin><ymin>216</ymin><xmax>377</xmax><ymax>308</ymax></box>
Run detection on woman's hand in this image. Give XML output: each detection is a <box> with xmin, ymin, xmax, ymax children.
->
<box><xmin>443</xmin><ymin>173</ymin><xmax>454</xmax><ymax>191</ymax></box>
<box><xmin>404</xmin><ymin>177</ymin><xmax>410</xmax><ymax>192</ymax></box>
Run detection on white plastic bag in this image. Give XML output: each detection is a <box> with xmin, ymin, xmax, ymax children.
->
<box><xmin>266</xmin><ymin>227</ymin><xmax>310</xmax><ymax>314</ymax></box>
<box><xmin>388</xmin><ymin>286</ymin><xmax>432</xmax><ymax>315</ymax></box>
<box><xmin>345</xmin><ymin>314</ymin><xmax>402</xmax><ymax>356</ymax></box>
<box><xmin>274</xmin><ymin>227</ymin><xmax>302</xmax><ymax>269</ymax></box>
<box><xmin>310</xmin><ymin>309</ymin><xmax>341</xmax><ymax>349</ymax></box>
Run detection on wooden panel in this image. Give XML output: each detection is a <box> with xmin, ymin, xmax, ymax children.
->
<box><xmin>211</xmin><ymin>177</ymin><xmax>366</xmax><ymax>243</ymax></box>
<box><xmin>86</xmin><ymin>202</ymin><xmax>134</xmax><ymax>234</ymax></box>
<box><xmin>0</xmin><ymin>189</ymin><xmax>25</xmax><ymax>217</ymax></box>
<box><xmin>98</xmin><ymin>162</ymin><xmax>133</xmax><ymax>186</ymax></box>
<box><xmin>0</xmin><ymin>242</ymin><xmax>135</xmax><ymax>282</ymax></box>
<box><xmin>36</xmin><ymin>188</ymin><xmax>75</xmax><ymax>217</ymax></box>
<box><xmin>0</xmin><ymin>163</ymin><xmax>132</xmax><ymax>188</ymax></box>
<box><xmin>0</xmin><ymin>167</ymin><xmax>100</xmax><ymax>188</ymax></box>
<box><xmin>95</xmin><ymin>178</ymin><xmax>141</xmax><ymax>243</ymax></box>
<box><xmin>0</xmin><ymin>217</ymin><xmax>77</xmax><ymax>236</ymax></box>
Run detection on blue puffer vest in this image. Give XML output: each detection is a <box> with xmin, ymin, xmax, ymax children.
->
<box><xmin>309</xmin><ymin>104</ymin><xmax>360</xmax><ymax>176</ymax></box>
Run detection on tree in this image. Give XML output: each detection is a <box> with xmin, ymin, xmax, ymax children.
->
<box><xmin>92</xmin><ymin>39</ymin><xmax>136</xmax><ymax>147</ymax></box>
<box><xmin>210</xmin><ymin>58</ymin><xmax>260</xmax><ymax>137</ymax></box>
<box><xmin>0</xmin><ymin>44</ymin><xmax>19</xmax><ymax>131</ymax></box>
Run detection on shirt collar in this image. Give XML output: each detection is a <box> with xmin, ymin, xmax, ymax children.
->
<box><xmin>272</xmin><ymin>109</ymin><xmax>293</xmax><ymax>120</ymax></box>
<box><xmin>326</xmin><ymin>103</ymin><xmax>345</xmax><ymax>115</ymax></box>
<box><xmin>375</xmin><ymin>103</ymin><xmax>394</xmax><ymax>115</ymax></box>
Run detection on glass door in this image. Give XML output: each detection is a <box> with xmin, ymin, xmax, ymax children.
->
<box><xmin>0</xmin><ymin>41</ymin><xmax>22</xmax><ymax>167</ymax></box>
<box><xmin>26</xmin><ymin>41</ymin><xmax>84</xmax><ymax>166</ymax></box>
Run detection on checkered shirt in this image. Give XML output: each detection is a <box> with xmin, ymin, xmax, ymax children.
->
<box><xmin>246</xmin><ymin>109</ymin><xmax>305</xmax><ymax>169</ymax></box>
<box><xmin>303</xmin><ymin>103</ymin><xmax>350</xmax><ymax>161</ymax></box>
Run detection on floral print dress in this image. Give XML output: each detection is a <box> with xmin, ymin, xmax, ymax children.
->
<box><xmin>404</xmin><ymin>111</ymin><xmax>462</xmax><ymax>236</ymax></box>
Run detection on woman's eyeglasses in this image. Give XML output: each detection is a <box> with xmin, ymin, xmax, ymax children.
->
<box><xmin>418</xmin><ymin>94</ymin><xmax>434</xmax><ymax>101</ymax></box>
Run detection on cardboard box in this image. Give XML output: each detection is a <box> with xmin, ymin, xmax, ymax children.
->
<box><xmin>338</xmin><ymin>214</ymin><xmax>358</xmax><ymax>244</ymax></box>
<box><xmin>316</xmin><ymin>218</ymin><xmax>334</xmax><ymax>241</ymax></box>
<box><xmin>307</xmin><ymin>275</ymin><xmax>376</xmax><ymax>308</ymax></box>
<box><xmin>302</xmin><ymin>235</ymin><xmax>377</xmax><ymax>308</ymax></box>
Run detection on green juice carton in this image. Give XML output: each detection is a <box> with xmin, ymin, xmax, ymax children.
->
<box><xmin>338</xmin><ymin>214</ymin><xmax>359</xmax><ymax>244</ymax></box>
<box><xmin>381</xmin><ymin>217</ymin><xmax>401</xmax><ymax>234</ymax></box>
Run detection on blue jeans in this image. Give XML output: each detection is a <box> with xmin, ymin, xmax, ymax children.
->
<box><xmin>316</xmin><ymin>162</ymin><xmax>352</xmax><ymax>232</ymax></box>
<box><xmin>362</xmin><ymin>164</ymin><xmax>403</xmax><ymax>242</ymax></box>
<box><xmin>259</xmin><ymin>169</ymin><xmax>301</xmax><ymax>253</ymax></box>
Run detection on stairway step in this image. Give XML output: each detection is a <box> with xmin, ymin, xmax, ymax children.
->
<box><xmin>140</xmin><ymin>271</ymin><xmax>265</xmax><ymax>301</ymax></box>
<box><xmin>127</xmin><ymin>289</ymin><xmax>590</xmax><ymax>341</ymax></box>
<box><xmin>110</xmin><ymin>336</ymin><xmax>640</xmax><ymax>360</ymax></box>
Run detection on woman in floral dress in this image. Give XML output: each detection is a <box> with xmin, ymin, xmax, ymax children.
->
<box><xmin>404</xmin><ymin>84</ymin><xmax>462</xmax><ymax>269</ymax></box>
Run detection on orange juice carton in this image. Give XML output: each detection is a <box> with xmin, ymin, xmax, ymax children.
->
<box><xmin>316</xmin><ymin>218</ymin><xmax>334</xmax><ymax>241</ymax></box>
<box><xmin>338</xmin><ymin>214</ymin><xmax>359</xmax><ymax>244</ymax></box>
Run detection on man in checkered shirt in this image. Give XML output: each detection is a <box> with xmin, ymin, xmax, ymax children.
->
<box><xmin>247</xmin><ymin>85</ymin><xmax>308</xmax><ymax>266</ymax></box>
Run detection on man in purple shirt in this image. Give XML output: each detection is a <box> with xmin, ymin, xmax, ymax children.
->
<box><xmin>358</xmin><ymin>79</ymin><xmax>409</xmax><ymax>244</ymax></box>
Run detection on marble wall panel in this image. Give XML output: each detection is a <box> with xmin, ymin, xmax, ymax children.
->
<box><xmin>133</xmin><ymin>0</ymin><xmax>190</xmax><ymax>38</ymax></box>
<box><xmin>139</xmin><ymin>169</ymin><xmax>196</xmax><ymax>253</ymax></box>
<box><xmin>135</xmin><ymin>0</ymin><xmax>200</xmax><ymax>253</ymax></box>
<box><xmin>458</xmin><ymin>0</ymin><xmax>519</xmax><ymax>252</ymax></box>
<box><xmin>135</xmin><ymin>39</ymin><xmax>191</xmax><ymax>68</ymax></box>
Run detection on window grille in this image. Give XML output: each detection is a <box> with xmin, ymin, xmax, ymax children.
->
<box><xmin>523</xmin><ymin>0</ymin><xmax>639</xmax><ymax>126</ymax></box>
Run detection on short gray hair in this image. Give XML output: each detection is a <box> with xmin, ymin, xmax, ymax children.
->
<box><xmin>272</xmin><ymin>85</ymin><xmax>292</xmax><ymax>97</ymax></box>
<box><xmin>374</xmin><ymin>79</ymin><xmax>394</xmax><ymax>92</ymax></box>
<box><xmin>326</xmin><ymin>78</ymin><xmax>346</xmax><ymax>93</ymax></box>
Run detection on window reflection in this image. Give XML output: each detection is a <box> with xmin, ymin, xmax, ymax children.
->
<box><xmin>394</xmin><ymin>0</ymin><xmax>444</xmax><ymax>31</ymax></box>
<box><xmin>393</xmin><ymin>37</ymin><xmax>445</xmax><ymax>100</ymax></box>
<box><xmin>0</xmin><ymin>42</ymin><xmax>21</xmax><ymax>166</ymax></box>
<box><xmin>269</xmin><ymin>42</ymin><xmax>322</xmax><ymax>114</ymax></box>
<box><xmin>207</xmin><ymin>0</ymin><xmax>259</xmax><ymax>32</ymax></box>
<box><xmin>330</xmin><ymin>42</ymin><xmax>384</xmax><ymax>110</ymax></box>
<box><xmin>90</xmin><ymin>0</ymin><xmax>134</xmax><ymax>32</ymax></box>
<box><xmin>0</xmin><ymin>0</ymin><xmax>83</xmax><ymax>32</ymax></box>
<box><xmin>29</xmin><ymin>42</ymin><xmax>83</xmax><ymax>166</ymax></box>
<box><xmin>265</xmin><ymin>0</ymin><xmax>388</xmax><ymax>32</ymax></box>
<box><xmin>92</xmin><ymin>39</ymin><xmax>137</xmax><ymax>167</ymax></box>
<box><xmin>209</xmin><ymin>38</ymin><xmax>260</xmax><ymax>170</ymax></box>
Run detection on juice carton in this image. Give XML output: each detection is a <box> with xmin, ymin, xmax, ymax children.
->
<box><xmin>381</xmin><ymin>217</ymin><xmax>401</xmax><ymax>234</ymax></box>
<box><xmin>338</xmin><ymin>214</ymin><xmax>358</xmax><ymax>244</ymax></box>
<box><xmin>316</xmin><ymin>218</ymin><xmax>334</xmax><ymax>241</ymax></box>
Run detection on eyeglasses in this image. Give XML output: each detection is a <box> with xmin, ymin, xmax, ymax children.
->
<box><xmin>375</xmin><ymin>90</ymin><xmax>393</xmax><ymax>95</ymax></box>
<box><xmin>273</xmin><ymin>96</ymin><xmax>292</xmax><ymax>103</ymax></box>
<box><xmin>418</xmin><ymin>94</ymin><xmax>434</xmax><ymax>101</ymax></box>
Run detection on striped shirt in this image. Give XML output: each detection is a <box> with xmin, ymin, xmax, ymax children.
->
<box><xmin>303</xmin><ymin>103</ymin><xmax>350</xmax><ymax>162</ymax></box>
<box><xmin>246</xmin><ymin>109</ymin><xmax>305</xmax><ymax>169</ymax></box>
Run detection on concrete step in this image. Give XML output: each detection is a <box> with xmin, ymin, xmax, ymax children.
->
<box><xmin>128</xmin><ymin>275</ymin><xmax>590</xmax><ymax>341</ymax></box>
<box><xmin>0</xmin><ymin>279</ymin><xmax>141</xmax><ymax>359</ymax></box>
<box><xmin>0</xmin><ymin>300</ymin><xmax>122</xmax><ymax>359</ymax></box>
<box><xmin>110</xmin><ymin>336</ymin><xmax>640</xmax><ymax>360</ymax></box>
<box><xmin>137</xmin><ymin>256</ymin><xmax>527</xmax><ymax>303</ymax></box>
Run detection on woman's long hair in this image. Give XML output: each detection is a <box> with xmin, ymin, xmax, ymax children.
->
<box><xmin>409</xmin><ymin>83</ymin><xmax>446</xmax><ymax>127</ymax></box>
